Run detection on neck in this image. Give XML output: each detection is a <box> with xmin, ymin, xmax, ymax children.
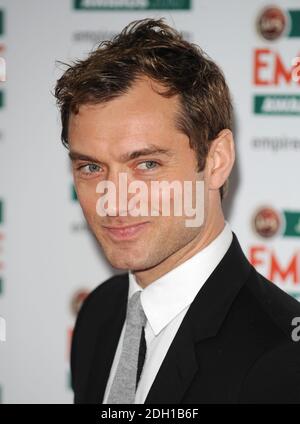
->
<box><xmin>133</xmin><ymin>213</ymin><xmax>225</xmax><ymax>288</ymax></box>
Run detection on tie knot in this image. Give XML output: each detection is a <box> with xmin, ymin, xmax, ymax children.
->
<box><xmin>127</xmin><ymin>291</ymin><xmax>146</xmax><ymax>327</ymax></box>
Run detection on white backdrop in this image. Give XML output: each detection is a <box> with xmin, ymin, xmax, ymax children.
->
<box><xmin>0</xmin><ymin>0</ymin><xmax>299</xmax><ymax>403</ymax></box>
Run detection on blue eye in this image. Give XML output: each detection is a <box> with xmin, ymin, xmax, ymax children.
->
<box><xmin>79</xmin><ymin>164</ymin><xmax>101</xmax><ymax>174</ymax></box>
<box><xmin>137</xmin><ymin>161</ymin><xmax>159</xmax><ymax>170</ymax></box>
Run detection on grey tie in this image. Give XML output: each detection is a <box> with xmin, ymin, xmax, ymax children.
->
<box><xmin>107</xmin><ymin>290</ymin><xmax>147</xmax><ymax>404</ymax></box>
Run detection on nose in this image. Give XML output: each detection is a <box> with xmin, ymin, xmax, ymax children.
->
<box><xmin>96</xmin><ymin>170</ymin><xmax>134</xmax><ymax>217</ymax></box>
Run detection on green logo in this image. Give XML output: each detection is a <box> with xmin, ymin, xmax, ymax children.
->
<box><xmin>0</xmin><ymin>10</ymin><xmax>3</xmax><ymax>36</ymax></box>
<box><xmin>67</xmin><ymin>370</ymin><xmax>72</xmax><ymax>389</ymax></box>
<box><xmin>254</xmin><ymin>95</ymin><xmax>300</xmax><ymax>116</ymax></box>
<box><xmin>288</xmin><ymin>10</ymin><xmax>300</xmax><ymax>37</ymax></box>
<box><xmin>0</xmin><ymin>91</ymin><xmax>3</xmax><ymax>109</ymax></box>
<box><xmin>283</xmin><ymin>211</ymin><xmax>300</xmax><ymax>237</ymax></box>
<box><xmin>74</xmin><ymin>0</ymin><xmax>191</xmax><ymax>10</ymax></box>
<box><xmin>0</xmin><ymin>278</ymin><xmax>2</xmax><ymax>295</ymax></box>
<box><xmin>71</xmin><ymin>184</ymin><xmax>78</xmax><ymax>202</ymax></box>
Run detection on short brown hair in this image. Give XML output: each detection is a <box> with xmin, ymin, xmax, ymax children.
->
<box><xmin>54</xmin><ymin>18</ymin><xmax>233</xmax><ymax>199</ymax></box>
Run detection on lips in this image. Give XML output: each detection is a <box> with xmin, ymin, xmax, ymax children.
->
<box><xmin>102</xmin><ymin>222</ymin><xmax>149</xmax><ymax>241</ymax></box>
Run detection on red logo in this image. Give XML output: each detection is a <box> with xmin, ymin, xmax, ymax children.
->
<box><xmin>253</xmin><ymin>206</ymin><xmax>281</xmax><ymax>238</ymax></box>
<box><xmin>257</xmin><ymin>6</ymin><xmax>288</xmax><ymax>41</ymax></box>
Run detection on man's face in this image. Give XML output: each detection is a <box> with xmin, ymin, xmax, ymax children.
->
<box><xmin>68</xmin><ymin>76</ymin><xmax>207</xmax><ymax>272</ymax></box>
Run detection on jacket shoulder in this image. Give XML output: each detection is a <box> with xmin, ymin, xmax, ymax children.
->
<box><xmin>78</xmin><ymin>272</ymin><xmax>128</xmax><ymax>317</ymax></box>
<box><xmin>239</xmin><ymin>337</ymin><xmax>300</xmax><ymax>403</ymax></box>
<box><xmin>244</xmin><ymin>268</ymin><xmax>300</xmax><ymax>339</ymax></box>
<box><xmin>72</xmin><ymin>272</ymin><xmax>128</xmax><ymax>344</ymax></box>
<box><xmin>237</xmin><ymin>269</ymin><xmax>300</xmax><ymax>402</ymax></box>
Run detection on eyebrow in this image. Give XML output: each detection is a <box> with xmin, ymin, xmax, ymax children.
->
<box><xmin>68</xmin><ymin>144</ymin><xmax>174</xmax><ymax>163</ymax></box>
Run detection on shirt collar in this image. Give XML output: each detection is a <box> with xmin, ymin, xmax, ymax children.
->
<box><xmin>128</xmin><ymin>221</ymin><xmax>233</xmax><ymax>336</ymax></box>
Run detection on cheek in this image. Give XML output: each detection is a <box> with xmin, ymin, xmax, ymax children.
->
<box><xmin>76</xmin><ymin>185</ymin><xmax>99</xmax><ymax>216</ymax></box>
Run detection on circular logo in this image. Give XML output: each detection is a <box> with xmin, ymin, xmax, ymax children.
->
<box><xmin>70</xmin><ymin>288</ymin><xmax>90</xmax><ymax>317</ymax></box>
<box><xmin>253</xmin><ymin>207</ymin><xmax>281</xmax><ymax>238</ymax></box>
<box><xmin>257</xmin><ymin>6</ymin><xmax>287</xmax><ymax>41</ymax></box>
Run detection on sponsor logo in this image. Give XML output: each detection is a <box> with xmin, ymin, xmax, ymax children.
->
<box><xmin>253</xmin><ymin>49</ymin><xmax>300</xmax><ymax>116</ymax></box>
<box><xmin>0</xmin><ymin>10</ymin><xmax>5</xmax><ymax>104</ymax></box>
<box><xmin>257</xmin><ymin>6</ymin><xmax>287</xmax><ymax>41</ymax></box>
<box><xmin>251</xmin><ymin>135</ymin><xmax>300</xmax><ymax>152</ymax></box>
<box><xmin>73</xmin><ymin>0</ymin><xmax>191</xmax><ymax>10</ymax></box>
<box><xmin>66</xmin><ymin>369</ymin><xmax>72</xmax><ymax>389</ymax></box>
<box><xmin>71</xmin><ymin>184</ymin><xmax>78</xmax><ymax>202</ymax></box>
<box><xmin>254</xmin><ymin>94</ymin><xmax>300</xmax><ymax>115</ymax></box>
<box><xmin>73</xmin><ymin>29</ymin><xmax>116</xmax><ymax>44</ymax></box>
<box><xmin>72</xmin><ymin>29</ymin><xmax>192</xmax><ymax>45</ymax></box>
<box><xmin>283</xmin><ymin>211</ymin><xmax>300</xmax><ymax>237</ymax></box>
<box><xmin>253</xmin><ymin>206</ymin><xmax>300</xmax><ymax>239</ymax></box>
<box><xmin>0</xmin><ymin>10</ymin><xmax>3</xmax><ymax>36</ymax></box>
<box><xmin>289</xmin><ymin>10</ymin><xmax>300</xmax><ymax>37</ymax></box>
<box><xmin>249</xmin><ymin>245</ymin><xmax>300</xmax><ymax>286</ymax></box>
<box><xmin>256</xmin><ymin>6</ymin><xmax>300</xmax><ymax>40</ymax></box>
<box><xmin>253</xmin><ymin>49</ymin><xmax>300</xmax><ymax>87</ymax></box>
<box><xmin>250</xmin><ymin>207</ymin><xmax>300</xmax><ymax>300</ymax></box>
<box><xmin>253</xmin><ymin>206</ymin><xmax>281</xmax><ymax>238</ymax></box>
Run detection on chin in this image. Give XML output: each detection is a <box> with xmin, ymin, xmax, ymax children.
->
<box><xmin>105</xmin><ymin>254</ymin><xmax>145</xmax><ymax>271</ymax></box>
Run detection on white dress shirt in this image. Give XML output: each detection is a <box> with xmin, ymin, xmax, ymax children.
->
<box><xmin>103</xmin><ymin>221</ymin><xmax>233</xmax><ymax>403</ymax></box>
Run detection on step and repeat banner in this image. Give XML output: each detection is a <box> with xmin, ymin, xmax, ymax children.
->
<box><xmin>0</xmin><ymin>0</ymin><xmax>299</xmax><ymax>404</ymax></box>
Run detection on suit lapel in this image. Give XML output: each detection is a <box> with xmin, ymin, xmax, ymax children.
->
<box><xmin>145</xmin><ymin>232</ymin><xmax>252</xmax><ymax>403</ymax></box>
<box><xmin>144</xmin><ymin>321</ymin><xmax>199</xmax><ymax>403</ymax></box>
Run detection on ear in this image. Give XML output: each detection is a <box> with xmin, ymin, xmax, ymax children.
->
<box><xmin>206</xmin><ymin>129</ymin><xmax>235</xmax><ymax>191</ymax></box>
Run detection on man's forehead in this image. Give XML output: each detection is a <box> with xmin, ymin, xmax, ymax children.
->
<box><xmin>70</xmin><ymin>76</ymin><xmax>181</xmax><ymax>121</ymax></box>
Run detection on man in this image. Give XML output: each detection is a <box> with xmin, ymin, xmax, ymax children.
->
<box><xmin>55</xmin><ymin>18</ymin><xmax>300</xmax><ymax>404</ymax></box>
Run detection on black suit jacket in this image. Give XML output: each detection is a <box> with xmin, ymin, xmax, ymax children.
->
<box><xmin>71</xmin><ymin>232</ymin><xmax>300</xmax><ymax>404</ymax></box>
